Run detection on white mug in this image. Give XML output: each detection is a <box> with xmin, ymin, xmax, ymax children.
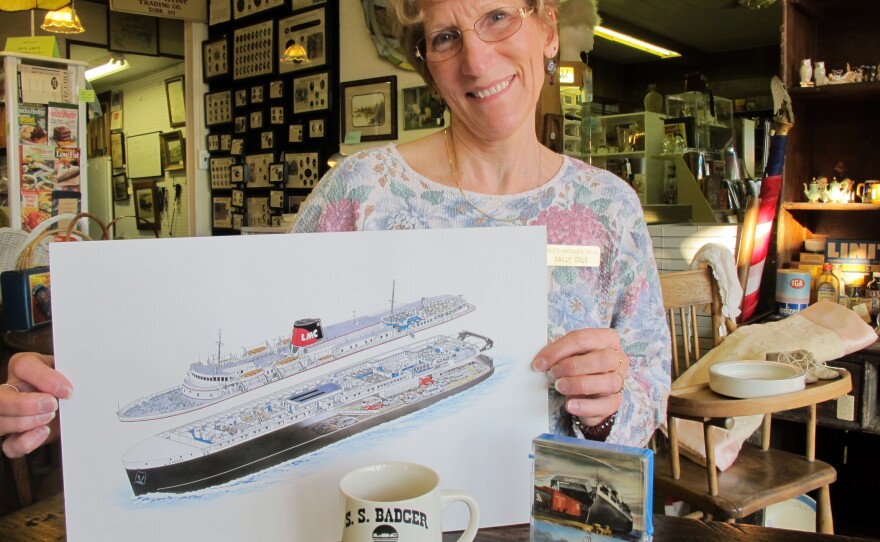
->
<box><xmin>339</xmin><ymin>462</ymin><xmax>480</xmax><ymax>542</ymax></box>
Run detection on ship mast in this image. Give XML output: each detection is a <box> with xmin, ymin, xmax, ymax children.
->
<box><xmin>389</xmin><ymin>279</ymin><xmax>396</xmax><ymax>315</ymax></box>
<box><xmin>216</xmin><ymin>329</ymin><xmax>224</xmax><ymax>365</ymax></box>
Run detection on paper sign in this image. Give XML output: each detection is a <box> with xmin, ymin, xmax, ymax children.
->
<box><xmin>79</xmin><ymin>89</ymin><xmax>96</xmax><ymax>102</ymax></box>
<box><xmin>344</xmin><ymin>130</ymin><xmax>362</xmax><ymax>144</ymax></box>
<box><xmin>547</xmin><ymin>244</ymin><xmax>600</xmax><ymax>267</ymax></box>
<box><xmin>4</xmin><ymin>37</ymin><xmax>60</xmax><ymax>58</ymax></box>
<box><xmin>110</xmin><ymin>0</ymin><xmax>207</xmax><ymax>22</ymax></box>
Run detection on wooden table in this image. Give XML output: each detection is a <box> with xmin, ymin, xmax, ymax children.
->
<box><xmin>1</xmin><ymin>493</ymin><xmax>876</xmax><ymax>542</ymax></box>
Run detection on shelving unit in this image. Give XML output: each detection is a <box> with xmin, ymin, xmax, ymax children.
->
<box><xmin>588</xmin><ymin>111</ymin><xmax>666</xmax><ymax>204</ymax></box>
<box><xmin>1</xmin><ymin>52</ymin><xmax>89</xmax><ymax>231</ymax></box>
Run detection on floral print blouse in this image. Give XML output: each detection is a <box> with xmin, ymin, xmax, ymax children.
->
<box><xmin>293</xmin><ymin>145</ymin><xmax>671</xmax><ymax>447</ymax></box>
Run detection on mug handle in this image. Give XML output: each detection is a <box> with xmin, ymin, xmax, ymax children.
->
<box><xmin>856</xmin><ymin>183</ymin><xmax>865</xmax><ymax>197</ymax></box>
<box><xmin>440</xmin><ymin>489</ymin><xmax>480</xmax><ymax>542</ymax></box>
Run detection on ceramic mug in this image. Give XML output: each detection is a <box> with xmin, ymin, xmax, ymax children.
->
<box><xmin>340</xmin><ymin>462</ymin><xmax>480</xmax><ymax>542</ymax></box>
<box><xmin>856</xmin><ymin>180</ymin><xmax>880</xmax><ymax>203</ymax></box>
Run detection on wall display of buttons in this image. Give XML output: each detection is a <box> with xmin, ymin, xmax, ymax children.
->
<box><xmin>292</xmin><ymin>71</ymin><xmax>329</xmax><ymax>114</ymax></box>
<box><xmin>245</xmin><ymin>153</ymin><xmax>275</xmax><ymax>187</ymax></box>
<box><xmin>284</xmin><ymin>151</ymin><xmax>320</xmax><ymax>189</ymax></box>
<box><xmin>232</xmin><ymin>212</ymin><xmax>244</xmax><ymax>231</ymax></box>
<box><xmin>209</xmin><ymin>0</ymin><xmax>231</xmax><ymax>25</ymax></box>
<box><xmin>270</xmin><ymin>106</ymin><xmax>285</xmax><ymax>125</ymax></box>
<box><xmin>234</xmin><ymin>115</ymin><xmax>247</xmax><ymax>134</ymax></box>
<box><xmin>205</xmin><ymin>90</ymin><xmax>233</xmax><ymax>126</ymax></box>
<box><xmin>289</xmin><ymin>123</ymin><xmax>304</xmax><ymax>143</ymax></box>
<box><xmin>246</xmin><ymin>196</ymin><xmax>272</xmax><ymax>226</ymax></box>
<box><xmin>231</xmin><ymin>188</ymin><xmax>244</xmax><ymax>207</ymax></box>
<box><xmin>207</xmin><ymin>134</ymin><xmax>221</xmax><ymax>151</ymax></box>
<box><xmin>250</xmin><ymin>110</ymin><xmax>264</xmax><ymax>129</ymax></box>
<box><xmin>235</xmin><ymin>88</ymin><xmax>248</xmax><ymax>108</ymax></box>
<box><xmin>202</xmin><ymin>36</ymin><xmax>230</xmax><ymax>82</ymax></box>
<box><xmin>230</xmin><ymin>137</ymin><xmax>245</xmax><ymax>156</ymax></box>
<box><xmin>269</xmin><ymin>189</ymin><xmax>284</xmax><ymax>209</ymax></box>
<box><xmin>278</xmin><ymin>8</ymin><xmax>326</xmax><ymax>75</ymax></box>
<box><xmin>233</xmin><ymin>0</ymin><xmax>283</xmax><ymax>20</ymax></box>
<box><xmin>233</xmin><ymin>20</ymin><xmax>274</xmax><ymax>81</ymax></box>
<box><xmin>210</xmin><ymin>156</ymin><xmax>237</xmax><ymax>188</ymax></box>
<box><xmin>269</xmin><ymin>161</ymin><xmax>286</xmax><ymax>183</ymax></box>
<box><xmin>292</xmin><ymin>0</ymin><xmax>325</xmax><ymax>10</ymax></box>
<box><xmin>309</xmin><ymin>118</ymin><xmax>324</xmax><ymax>139</ymax></box>
<box><xmin>213</xmin><ymin>196</ymin><xmax>233</xmax><ymax>228</ymax></box>
<box><xmin>250</xmin><ymin>84</ymin><xmax>264</xmax><ymax>104</ymax></box>
<box><xmin>260</xmin><ymin>130</ymin><xmax>274</xmax><ymax>150</ymax></box>
<box><xmin>230</xmin><ymin>163</ymin><xmax>248</xmax><ymax>184</ymax></box>
<box><xmin>220</xmin><ymin>133</ymin><xmax>232</xmax><ymax>152</ymax></box>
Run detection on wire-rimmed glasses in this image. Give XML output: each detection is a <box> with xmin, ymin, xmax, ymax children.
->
<box><xmin>415</xmin><ymin>6</ymin><xmax>535</xmax><ymax>63</ymax></box>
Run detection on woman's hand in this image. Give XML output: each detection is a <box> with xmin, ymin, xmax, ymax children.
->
<box><xmin>1</xmin><ymin>353</ymin><xmax>72</xmax><ymax>458</ymax></box>
<box><xmin>532</xmin><ymin>328</ymin><xmax>628</xmax><ymax>428</ymax></box>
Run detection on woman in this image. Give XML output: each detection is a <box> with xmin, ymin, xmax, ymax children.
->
<box><xmin>293</xmin><ymin>0</ymin><xmax>670</xmax><ymax>446</ymax></box>
<box><xmin>0</xmin><ymin>0</ymin><xmax>669</xmax><ymax>455</ymax></box>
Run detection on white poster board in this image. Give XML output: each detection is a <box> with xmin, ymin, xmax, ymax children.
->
<box><xmin>52</xmin><ymin>228</ymin><xmax>549</xmax><ymax>542</ymax></box>
<box><xmin>125</xmin><ymin>131</ymin><xmax>162</xmax><ymax>179</ymax></box>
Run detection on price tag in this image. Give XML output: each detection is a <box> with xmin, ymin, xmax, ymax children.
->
<box><xmin>836</xmin><ymin>394</ymin><xmax>855</xmax><ymax>422</ymax></box>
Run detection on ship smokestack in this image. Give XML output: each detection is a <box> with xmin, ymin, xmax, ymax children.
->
<box><xmin>292</xmin><ymin>318</ymin><xmax>323</xmax><ymax>347</ymax></box>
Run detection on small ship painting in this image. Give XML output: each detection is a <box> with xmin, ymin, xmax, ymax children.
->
<box><xmin>123</xmin><ymin>331</ymin><xmax>495</xmax><ymax>495</ymax></box>
<box><xmin>117</xmin><ymin>286</ymin><xmax>475</xmax><ymax>421</ymax></box>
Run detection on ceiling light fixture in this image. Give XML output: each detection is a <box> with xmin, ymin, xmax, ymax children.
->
<box><xmin>40</xmin><ymin>2</ymin><xmax>84</xmax><ymax>33</ymax></box>
<box><xmin>280</xmin><ymin>43</ymin><xmax>309</xmax><ymax>65</ymax></box>
<box><xmin>594</xmin><ymin>25</ymin><xmax>681</xmax><ymax>59</ymax></box>
<box><xmin>85</xmin><ymin>54</ymin><xmax>130</xmax><ymax>81</ymax></box>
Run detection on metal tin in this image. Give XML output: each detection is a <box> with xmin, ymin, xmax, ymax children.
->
<box><xmin>776</xmin><ymin>269</ymin><xmax>811</xmax><ymax>316</ymax></box>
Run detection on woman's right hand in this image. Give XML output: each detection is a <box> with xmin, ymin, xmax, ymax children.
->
<box><xmin>1</xmin><ymin>352</ymin><xmax>72</xmax><ymax>458</ymax></box>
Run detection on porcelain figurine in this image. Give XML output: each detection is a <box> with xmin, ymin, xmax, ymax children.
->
<box><xmin>804</xmin><ymin>179</ymin><xmax>822</xmax><ymax>202</ymax></box>
<box><xmin>800</xmin><ymin>59</ymin><xmax>813</xmax><ymax>86</ymax></box>
<box><xmin>814</xmin><ymin>61</ymin><xmax>828</xmax><ymax>86</ymax></box>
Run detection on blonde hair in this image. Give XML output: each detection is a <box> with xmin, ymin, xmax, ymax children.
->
<box><xmin>387</xmin><ymin>0</ymin><xmax>561</xmax><ymax>90</ymax></box>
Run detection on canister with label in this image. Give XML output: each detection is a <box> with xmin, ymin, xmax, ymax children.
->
<box><xmin>776</xmin><ymin>269</ymin><xmax>811</xmax><ymax>316</ymax></box>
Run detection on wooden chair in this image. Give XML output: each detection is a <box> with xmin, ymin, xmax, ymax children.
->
<box><xmin>654</xmin><ymin>268</ymin><xmax>851</xmax><ymax>534</ymax></box>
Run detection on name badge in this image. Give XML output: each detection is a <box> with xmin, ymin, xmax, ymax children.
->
<box><xmin>547</xmin><ymin>245</ymin><xmax>600</xmax><ymax>267</ymax></box>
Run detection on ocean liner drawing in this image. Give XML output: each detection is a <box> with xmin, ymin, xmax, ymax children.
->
<box><xmin>123</xmin><ymin>331</ymin><xmax>495</xmax><ymax>495</ymax></box>
<box><xmin>117</xmin><ymin>289</ymin><xmax>475</xmax><ymax>421</ymax></box>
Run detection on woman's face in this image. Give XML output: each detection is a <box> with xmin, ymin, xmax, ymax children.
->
<box><xmin>423</xmin><ymin>0</ymin><xmax>557</xmax><ymax>141</ymax></box>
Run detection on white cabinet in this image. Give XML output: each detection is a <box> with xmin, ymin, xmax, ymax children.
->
<box><xmin>1</xmin><ymin>52</ymin><xmax>88</xmax><ymax>231</ymax></box>
<box><xmin>588</xmin><ymin>111</ymin><xmax>666</xmax><ymax>205</ymax></box>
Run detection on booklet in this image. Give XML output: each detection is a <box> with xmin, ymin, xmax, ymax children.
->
<box><xmin>47</xmin><ymin>101</ymin><xmax>78</xmax><ymax>148</ymax></box>
<box><xmin>531</xmin><ymin>433</ymin><xmax>654</xmax><ymax>542</ymax></box>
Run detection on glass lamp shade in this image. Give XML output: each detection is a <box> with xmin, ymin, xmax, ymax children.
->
<box><xmin>280</xmin><ymin>44</ymin><xmax>309</xmax><ymax>64</ymax></box>
<box><xmin>41</xmin><ymin>5</ymin><xmax>84</xmax><ymax>33</ymax></box>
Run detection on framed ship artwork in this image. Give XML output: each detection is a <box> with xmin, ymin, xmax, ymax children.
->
<box><xmin>50</xmin><ymin>228</ymin><xmax>549</xmax><ymax>542</ymax></box>
<box><xmin>531</xmin><ymin>434</ymin><xmax>654</xmax><ymax>542</ymax></box>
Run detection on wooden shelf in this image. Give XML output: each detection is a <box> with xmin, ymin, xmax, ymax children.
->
<box><xmin>788</xmin><ymin>81</ymin><xmax>880</xmax><ymax>101</ymax></box>
<box><xmin>783</xmin><ymin>202</ymin><xmax>880</xmax><ymax>211</ymax></box>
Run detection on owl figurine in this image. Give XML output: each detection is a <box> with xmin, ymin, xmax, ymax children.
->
<box><xmin>800</xmin><ymin>58</ymin><xmax>813</xmax><ymax>86</ymax></box>
<box><xmin>814</xmin><ymin>61</ymin><xmax>828</xmax><ymax>86</ymax></box>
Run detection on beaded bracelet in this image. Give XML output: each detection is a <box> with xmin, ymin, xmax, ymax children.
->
<box><xmin>572</xmin><ymin>412</ymin><xmax>616</xmax><ymax>440</ymax></box>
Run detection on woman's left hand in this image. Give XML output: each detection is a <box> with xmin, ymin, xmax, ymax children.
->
<box><xmin>532</xmin><ymin>328</ymin><xmax>628</xmax><ymax>427</ymax></box>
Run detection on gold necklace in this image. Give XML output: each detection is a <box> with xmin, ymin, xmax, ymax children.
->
<box><xmin>443</xmin><ymin>128</ymin><xmax>524</xmax><ymax>225</ymax></box>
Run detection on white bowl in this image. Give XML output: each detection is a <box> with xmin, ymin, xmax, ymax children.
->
<box><xmin>708</xmin><ymin>361</ymin><xmax>806</xmax><ymax>399</ymax></box>
<box><xmin>804</xmin><ymin>238</ymin><xmax>826</xmax><ymax>253</ymax></box>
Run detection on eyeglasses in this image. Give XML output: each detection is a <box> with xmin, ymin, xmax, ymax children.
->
<box><xmin>415</xmin><ymin>6</ymin><xmax>536</xmax><ymax>63</ymax></box>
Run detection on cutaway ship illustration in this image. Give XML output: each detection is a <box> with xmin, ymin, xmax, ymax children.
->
<box><xmin>123</xmin><ymin>331</ymin><xmax>495</xmax><ymax>495</ymax></box>
<box><xmin>117</xmin><ymin>289</ymin><xmax>475</xmax><ymax>421</ymax></box>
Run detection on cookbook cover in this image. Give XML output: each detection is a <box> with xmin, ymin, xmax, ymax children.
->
<box><xmin>47</xmin><ymin>101</ymin><xmax>79</xmax><ymax>147</ymax></box>
<box><xmin>531</xmin><ymin>433</ymin><xmax>654</xmax><ymax>542</ymax></box>
<box><xmin>18</xmin><ymin>102</ymin><xmax>49</xmax><ymax>145</ymax></box>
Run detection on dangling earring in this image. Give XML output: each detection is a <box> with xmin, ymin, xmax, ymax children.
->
<box><xmin>546</xmin><ymin>57</ymin><xmax>557</xmax><ymax>85</ymax></box>
<box><xmin>437</xmin><ymin>99</ymin><xmax>447</xmax><ymax>116</ymax></box>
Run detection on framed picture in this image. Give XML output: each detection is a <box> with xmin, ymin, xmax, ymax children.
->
<box><xmin>403</xmin><ymin>86</ymin><xmax>445</xmax><ymax>130</ymax></box>
<box><xmin>127</xmin><ymin>131</ymin><xmax>163</xmax><ymax>179</ymax></box>
<box><xmin>112</xmin><ymin>173</ymin><xmax>129</xmax><ymax>201</ymax></box>
<box><xmin>133</xmin><ymin>181</ymin><xmax>161</xmax><ymax>231</ymax></box>
<box><xmin>269</xmin><ymin>80</ymin><xmax>284</xmax><ymax>99</ymax></box>
<box><xmin>207</xmin><ymin>134</ymin><xmax>220</xmax><ymax>152</ymax></box>
<box><xmin>230</xmin><ymin>137</ymin><xmax>245</xmax><ymax>156</ymax></box>
<box><xmin>160</xmin><ymin>131</ymin><xmax>185</xmax><ymax>171</ymax></box>
<box><xmin>278</xmin><ymin>8</ymin><xmax>326</xmax><ymax>75</ymax></box>
<box><xmin>205</xmin><ymin>90</ymin><xmax>232</xmax><ymax>127</ymax></box>
<box><xmin>269</xmin><ymin>161</ymin><xmax>286</xmax><ymax>183</ymax></box>
<box><xmin>340</xmin><ymin>76</ymin><xmax>398</xmax><ymax>142</ymax></box>
<box><xmin>292</xmin><ymin>71</ymin><xmax>330</xmax><ymax>114</ymax></box>
<box><xmin>202</xmin><ymin>37</ymin><xmax>230</xmax><ymax>82</ymax></box>
<box><xmin>208</xmin><ymin>0</ymin><xmax>231</xmax><ymax>25</ymax></box>
<box><xmin>234</xmin><ymin>115</ymin><xmax>247</xmax><ymax>134</ymax></box>
<box><xmin>212</xmin><ymin>196</ymin><xmax>232</xmax><ymax>228</ymax></box>
<box><xmin>220</xmin><ymin>134</ymin><xmax>232</xmax><ymax>152</ymax></box>
<box><xmin>165</xmin><ymin>76</ymin><xmax>186</xmax><ymax>128</ymax></box>
<box><xmin>230</xmin><ymin>163</ymin><xmax>247</xmax><ymax>184</ymax></box>
<box><xmin>108</xmin><ymin>11</ymin><xmax>159</xmax><ymax>56</ymax></box>
<box><xmin>251</xmin><ymin>85</ymin><xmax>265</xmax><ymax>104</ymax></box>
<box><xmin>110</xmin><ymin>131</ymin><xmax>126</xmax><ymax>169</ymax></box>
<box><xmin>260</xmin><ymin>130</ymin><xmax>274</xmax><ymax>150</ymax></box>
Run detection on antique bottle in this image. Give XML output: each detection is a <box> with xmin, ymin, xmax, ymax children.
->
<box><xmin>644</xmin><ymin>84</ymin><xmax>664</xmax><ymax>113</ymax></box>
<box><xmin>815</xmin><ymin>263</ymin><xmax>840</xmax><ymax>304</ymax></box>
<box><xmin>867</xmin><ymin>272</ymin><xmax>880</xmax><ymax>317</ymax></box>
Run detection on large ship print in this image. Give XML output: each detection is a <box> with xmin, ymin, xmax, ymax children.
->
<box><xmin>117</xmin><ymin>286</ymin><xmax>475</xmax><ymax>421</ymax></box>
<box><xmin>123</xmin><ymin>331</ymin><xmax>495</xmax><ymax>496</ymax></box>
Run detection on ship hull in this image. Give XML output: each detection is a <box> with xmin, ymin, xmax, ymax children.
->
<box><xmin>587</xmin><ymin>491</ymin><xmax>634</xmax><ymax>534</ymax></box>
<box><xmin>125</xmin><ymin>356</ymin><xmax>493</xmax><ymax>496</ymax></box>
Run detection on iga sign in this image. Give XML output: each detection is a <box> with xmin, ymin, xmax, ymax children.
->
<box><xmin>110</xmin><ymin>0</ymin><xmax>206</xmax><ymax>22</ymax></box>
